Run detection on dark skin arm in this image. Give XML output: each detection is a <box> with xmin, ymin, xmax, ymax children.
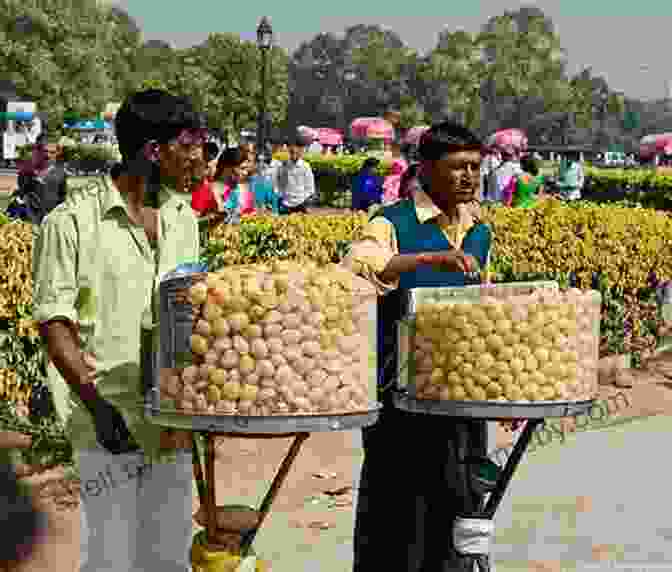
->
<box><xmin>42</xmin><ymin>319</ymin><xmax>139</xmax><ymax>454</ymax></box>
<box><xmin>41</xmin><ymin>320</ymin><xmax>97</xmax><ymax>405</ymax></box>
<box><xmin>378</xmin><ymin>250</ymin><xmax>477</xmax><ymax>284</ymax></box>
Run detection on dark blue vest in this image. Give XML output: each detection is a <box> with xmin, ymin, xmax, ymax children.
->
<box><xmin>373</xmin><ymin>199</ymin><xmax>491</xmax><ymax>394</ymax></box>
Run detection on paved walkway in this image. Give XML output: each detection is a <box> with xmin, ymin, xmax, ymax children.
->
<box><xmin>491</xmin><ymin>414</ymin><xmax>672</xmax><ymax>571</ymax></box>
<box><xmin>234</xmin><ymin>414</ymin><xmax>672</xmax><ymax>571</ymax></box>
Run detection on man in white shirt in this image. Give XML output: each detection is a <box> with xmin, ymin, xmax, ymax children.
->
<box><xmin>480</xmin><ymin>151</ymin><xmax>501</xmax><ymax>201</ymax></box>
<box><xmin>492</xmin><ymin>151</ymin><xmax>523</xmax><ymax>203</ymax></box>
<box><xmin>308</xmin><ymin>138</ymin><xmax>322</xmax><ymax>154</ymax></box>
<box><xmin>274</xmin><ymin>137</ymin><xmax>315</xmax><ymax>214</ymax></box>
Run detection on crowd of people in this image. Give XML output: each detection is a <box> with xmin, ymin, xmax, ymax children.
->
<box><xmin>4</xmin><ymin>117</ymin><xmax>589</xmax><ymax>228</ymax></box>
<box><xmin>479</xmin><ymin>147</ymin><xmax>585</xmax><ymax>206</ymax></box>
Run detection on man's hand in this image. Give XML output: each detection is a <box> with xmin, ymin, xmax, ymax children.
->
<box><xmin>416</xmin><ymin>251</ymin><xmax>480</xmax><ymax>273</ymax></box>
<box><xmin>78</xmin><ymin>356</ymin><xmax>138</xmax><ymax>455</ymax></box>
<box><xmin>377</xmin><ymin>250</ymin><xmax>480</xmax><ymax>285</ymax></box>
<box><xmin>85</xmin><ymin>396</ymin><xmax>139</xmax><ymax>455</ymax></box>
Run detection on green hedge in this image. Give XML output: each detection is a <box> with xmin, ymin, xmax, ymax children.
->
<box><xmin>17</xmin><ymin>143</ymin><xmax>119</xmax><ymax>163</ymax></box>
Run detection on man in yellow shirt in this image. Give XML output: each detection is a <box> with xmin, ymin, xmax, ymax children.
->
<box><xmin>32</xmin><ymin>90</ymin><xmax>205</xmax><ymax>572</ymax></box>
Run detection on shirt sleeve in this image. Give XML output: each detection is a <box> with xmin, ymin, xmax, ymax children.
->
<box><xmin>186</xmin><ymin>206</ymin><xmax>200</xmax><ymax>260</ymax></box>
<box><xmin>32</xmin><ymin>212</ymin><xmax>79</xmax><ymax>325</ymax></box>
<box><xmin>304</xmin><ymin>164</ymin><xmax>315</xmax><ymax>198</ymax></box>
<box><xmin>342</xmin><ymin>217</ymin><xmax>399</xmax><ymax>295</ymax></box>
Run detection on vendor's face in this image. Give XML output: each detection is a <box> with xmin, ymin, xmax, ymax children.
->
<box><xmin>46</xmin><ymin>144</ymin><xmax>62</xmax><ymax>162</ymax></box>
<box><xmin>158</xmin><ymin>129</ymin><xmax>207</xmax><ymax>183</ymax></box>
<box><xmin>423</xmin><ymin>149</ymin><xmax>482</xmax><ymax>210</ymax></box>
<box><xmin>289</xmin><ymin>145</ymin><xmax>304</xmax><ymax>162</ymax></box>
<box><xmin>233</xmin><ymin>160</ymin><xmax>249</xmax><ymax>182</ymax></box>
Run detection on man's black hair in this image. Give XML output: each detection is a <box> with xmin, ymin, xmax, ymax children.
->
<box><xmin>418</xmin><ymin>120</ymin><xmax>482</xmax><ymax>161</ymax></box>
<box><xmin>114</xmin><ymin>89</ymin><xmax>205</xmax><ymax>164</ymax></box>
<box><xmin>109</xmin><ymin>162</ymin><xmax>124</xmax><ymax>180</ymax></box>
<box><xmin>203</xmin><ymin>141</ymin><xmax>220</xmax><ymax>162</ymax></box>
<box><xmin>215</xmin><ymin>147</ymin><xmax>244</xmax><ymax>180</ymax></box>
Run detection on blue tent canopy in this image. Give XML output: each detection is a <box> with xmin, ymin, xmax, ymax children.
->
<box><xmin>63</xmin><ymin>119</ymin><xmax>112</xmax><ymax>130</ymax></box>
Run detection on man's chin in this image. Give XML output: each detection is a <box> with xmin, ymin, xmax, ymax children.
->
<box><xmin>455</xmin><ymin>191</ymin><xmax>477</xmax><ymax>202</ymax></box>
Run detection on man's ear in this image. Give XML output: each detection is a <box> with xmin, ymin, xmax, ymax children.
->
<box><xmin>143</xmin><ymin>140</ymin><xmax>160</xmax><ymax>163</ymax></box>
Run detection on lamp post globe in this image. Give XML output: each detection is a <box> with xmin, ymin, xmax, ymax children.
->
<box><xmin>257</xmin><ymin>16</ymin><xmax>273</xmax><ymax>50</ymax></box>
<box><xmin>256</xmin><ymin>17</ymin><xmax>273</xmax><ymax>163</ymax></box>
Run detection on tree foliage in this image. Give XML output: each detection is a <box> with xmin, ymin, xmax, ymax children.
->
<box><xmin>0</xmin><ymin>2</ymin><xmax>657</xmax><ymax>149</ymax></box>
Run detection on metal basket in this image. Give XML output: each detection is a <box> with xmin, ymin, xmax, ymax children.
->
<box><xmin>147</xmin><ymin>267</ymin><xmax>380</xmax><ymax>426</ymax></box>
<box><xmin>398</xmin><ymin>281</ymin><xmax>601</xmax><ymax>403</ymax></box>
<box><xmin>146</xmin><ymin>272</ymin><xmax>207</xmax><ymax>416</ymax></box>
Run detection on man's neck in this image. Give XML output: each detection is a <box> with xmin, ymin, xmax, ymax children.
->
<box><xmin>116</xmin><ymin>173</ymin><xmax>147</xmax><ymax>218</ymax></box>
<box><xmin>422</xmin><ymin>179</ymin><xmax>460</xmax><ymax>223</ymax></box>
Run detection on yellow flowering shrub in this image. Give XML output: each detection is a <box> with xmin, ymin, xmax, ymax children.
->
<box><xmin>481</xmin><ymin>200</ymin><xmax>672</xmax><ymax>291</ymax></box>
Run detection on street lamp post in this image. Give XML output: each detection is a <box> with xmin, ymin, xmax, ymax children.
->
<box><xmin>342</xmin><ymin>70</ymin><xmax>356</xmax><ymax>134</ymax></box>
<box><xmin>256</xmin><ymin>17</ymin><xmax>273</xmax><ymax>163</ymax></box>
<box><xmin>598</xmin><ymin>87</ymin><xmax>609</xmax><ymax>150</ymax></box>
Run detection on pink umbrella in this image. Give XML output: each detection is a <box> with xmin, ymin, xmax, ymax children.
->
<box><xmin>350</xmin><ymin>117</ymin><xmax>394</xmax><ymax>140</ymax></box>
<box><xmin>486</xmin><ymin>129</ymin><xmax>528</xmax><ymax>156</ymax></box>
<box><xmin>403</xmin><ymin>125</ymin><xmax>430</xmax><ymax>146</ymax></box>
<box><xmin>640</xmin><ymin>133</ymin><xmax>672</xmax><ymax>159</ymax></box>
<box><xmin>317</xmin><ymin>128</ymin><xmax>343</xmax><ymax>146</ymax></box>
<box><xmin>297</xmin><ymin>125</ymin><xmax>319</xmax><ymax>141</ymax></box>
<box><xmin>366</xmin><ymin>122</ymin><xmax>394</xmax><ymax>140</ymax></box>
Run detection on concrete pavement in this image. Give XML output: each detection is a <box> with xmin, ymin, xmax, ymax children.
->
<box><xmin>248</xmin><ymin>415</ymin><xmax>672</xmax><ymax>571</ymax></box>
<box><xmin>492</xmin><ymin>414</ymin><xmax>672</xmax><ymax>570</ymax></box>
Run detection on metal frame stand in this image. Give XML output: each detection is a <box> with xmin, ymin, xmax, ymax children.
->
<box><xmin>393</xmin><ymin>393</ymin><xmax>594</xmax><ymax>572</ymax></box>
<box><xmin>191</xmin><ymin>431</ymin><xmax>310</xmax><ymax>558</ymax></box>
<box><xmin>150</xmin><ymin>406</ymin><xmax>380</xmax><ymax>564</ymax></box>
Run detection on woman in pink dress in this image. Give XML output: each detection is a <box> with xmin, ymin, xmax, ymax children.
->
<box><xmin>382</xmin><ymin>141</ymin><xmax>408</xmax><ymax>204</ymax></box>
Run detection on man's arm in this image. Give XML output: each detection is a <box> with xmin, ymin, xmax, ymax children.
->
<box><xmin>342</xmin><ymin>217</ymin><xmax>401</xmax><ymax>295</ymax></box>
<box><xmin>32</xmin><ymin>215</ymin><xmax>97</xmax><ymax>405</ymax></box>
<box><xmin>42</xmin><ymin>321</ymin><xmax>97</xmax><ymax>404</ymax></box>
<box><xmin>33</xmin><ymin>214</ymin><xmax>137</xmax><ymax>453</ymax></box>
<box><xmin>303</xmin><ymin>163</ymin><xmax>316</xmax><ymax>201</ymax></box>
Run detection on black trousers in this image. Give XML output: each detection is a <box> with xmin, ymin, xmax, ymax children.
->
<box><xmin>353</xmin><ymin>397</ymin><xmax>487</xmax><ymax>572</ymax></box>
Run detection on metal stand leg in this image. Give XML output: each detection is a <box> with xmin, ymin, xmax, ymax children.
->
<box><xmin>461</xmin><ymin>420</ymin><xmax>545</xmax><ymax>572</ymax></box>
<box><xmin>484</xmin><ymin>420</ymin><xmax>543</xmax><ymax>519</ymax></box>
<box><xmin>191</xmin><ymin>431</ymin><xmax>310</xmax><ymax>558</ymax></box>
<box><xmin>241</xmin><ymin>433</ymin><xmax>309</xmax><ymax>556</ymax></box>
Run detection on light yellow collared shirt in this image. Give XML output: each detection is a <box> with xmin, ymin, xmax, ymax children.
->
<box><xmin>32</xmin><ymin>176</ymin><xmax>199</xmax><ymax>463</ymax></box>
<box><xmin>343</xmin><ymin>191</ymin><xmax>485</xmax><ymax>294</ymax></box>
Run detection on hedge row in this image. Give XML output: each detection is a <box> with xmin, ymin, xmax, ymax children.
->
<box><xmin>17</xmin><ymin>143</ymin><xmax>120</xmax><ymax>163</ymax></box>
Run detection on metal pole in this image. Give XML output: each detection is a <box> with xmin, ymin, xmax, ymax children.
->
<box><xmin>260</xmin><ymin>50</ymin><xmax>268</xmax><ymax>162</ymax></box>
<box><xmin>256</xmin><ymin>51</ymin><xmax>265</xmax><ymax>163</ymax></box>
